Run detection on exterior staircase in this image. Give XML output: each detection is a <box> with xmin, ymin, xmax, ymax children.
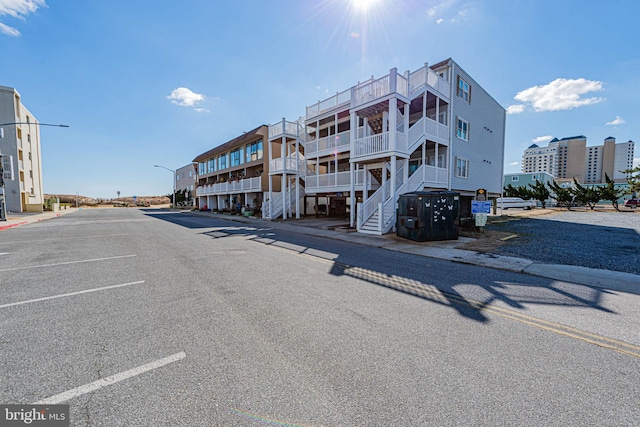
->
<box><xmin>357</xmin><ymin>164</ymin><xmax>427</xmax><ymax>234</ymax></box>
<box><xmin>262</xmin><ymin>182</ymin><xmax>305</xmax><ymax>220</ymax></box>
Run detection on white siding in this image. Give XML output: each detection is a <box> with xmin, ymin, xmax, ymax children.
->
<box><xmin>449</xmin><ymin>62</ymin><xmax>505</xmax><ymax>194</ymax></box>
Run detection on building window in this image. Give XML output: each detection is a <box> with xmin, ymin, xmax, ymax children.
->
<box><xmin>230</xmin><ymin>147</ymin><xmax>244</xmax><ymax>167</ymax></box>
<box><xmin>246</xmin><ymin>139</ymin><xmax>263</xmax><ymax>163</ymax></box>
<box><xmin>456</xmin><ymin>118</ymin><xmax>469</xmax><ymax>141</ymax></box>
<box><xmin>532</xmin><ymin>174</ymin><xmax>539</xmax><ymax>180</ymax></box>
<box><xmin>455</xmin><ymin>157</ymin><xmax>469</xmax><ymax>178</ymax></box>
<box><xmin>176</xmin><ymin>175</ymin><xmax>180</xmax><ymax>181</ymax></box>
<box><xmin>208</xmin><ymin>158</ymin><xmax>215</xmax><ymax>173</ymax></box>
<box><xmin>456</xmin><ymin>76</ymin><xmax>470</xmax><ymax>103</ymax></box>
<box><xmin>512</xmin><ymin>176</ymin><xmax>519</xmax><ymax>181</ymax></box>
<box><xmin>198</xmin><ymin>162</ymin><xmax>205</xmax><ymax>175</ymax></box>
<box><xmin>218</xmin><ymin>153</ymin><xmax>227</xmax><ymax>170</ymax></box>
<box><xmin>188</xmin><ymin>170</ymin><xmax>192</xmax><ymax>177</ymax></box>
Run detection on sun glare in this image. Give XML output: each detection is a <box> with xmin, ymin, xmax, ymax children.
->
<box><xmin>352</xmin><ymin>0</ymin><xmax>378</xmax><ymax>12</ymax></box>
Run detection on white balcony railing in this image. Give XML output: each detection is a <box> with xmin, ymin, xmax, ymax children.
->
<box><xmin>196</xmin><ymin>176</ymin><xmax>262</xmax><ymax>196</ymax></box>
<box><xmin>269</xmin><ymin>119</ymin><xmax>302</xmax><ymax>140</ymax></box>
<box><xmin>352</xmin><ymin>131</ymin><xmax>407</xmax><ymax>158</ymax></box>
<box><xmin>306</xmin><ymin>88</ymin><xmax>351</xmax><ymax>120</ymax></box>
<box><xmin>270</xmin><ymin>155</ymin><xmax>305</xmax><ymax>173</ymax></box>
<box><xmin>305</xmin><ymin>169</ymin><xmax>379</xmax><ymax>191</ymax></box>
<box><xmin>306</xmin><ymin>130</ymin><xmax>350</xmax><ymax>157</ymax></box>
<box><xmin>409</xmin><ymin>65</ymin><xmax>451</xmax><ymax>98</ymax></box>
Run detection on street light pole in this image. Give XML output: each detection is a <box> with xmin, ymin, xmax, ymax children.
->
<box><xmin>0</xmin><ymin>122</ymin><xmax>69</xmax><ymax>221</ymax></box>
<box><xmin>154</xmin><ymin>164</ymin><xmax>176</xmax><ymax>210</ymax></box>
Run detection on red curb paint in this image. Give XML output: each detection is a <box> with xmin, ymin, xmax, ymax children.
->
<box><xmin>0</xmin><ymin>221</ymin><xmax>28</xmax><ymax>232</ymax></box>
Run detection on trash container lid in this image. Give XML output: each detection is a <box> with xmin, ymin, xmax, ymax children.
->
<box><xmin>399</xmin><ymin>191</ymin><xmax>460</xmax><ymax>198</ymax></box>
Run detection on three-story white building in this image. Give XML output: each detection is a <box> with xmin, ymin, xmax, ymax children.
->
<box><xmin>263</xmin><ymin>58</ymin><xmax>505</xmax><ymax>235</ymax></box>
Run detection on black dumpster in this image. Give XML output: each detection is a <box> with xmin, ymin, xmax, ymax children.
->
<box><xmin>397</xmin><ymin>191</ymin><xmax>460</xmax><ymax>241</ymax></box>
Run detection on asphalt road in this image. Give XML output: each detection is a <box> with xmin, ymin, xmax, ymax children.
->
<box><xmin>1</xmin><ymin>208</ymin><xmax>639</xmax><ymax>426</ymax></box>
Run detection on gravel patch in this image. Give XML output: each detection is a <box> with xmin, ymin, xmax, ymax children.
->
<box><xmin>485</xmin><ymin>210</ymin><xmax>640</xmax><ymax>275</ymax></box>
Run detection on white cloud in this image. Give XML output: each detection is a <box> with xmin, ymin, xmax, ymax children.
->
<box><xmin>0</xmin><ymin>0</ymin><xmax>46</xmax><ymax>37</ymax></box>
<box><xmin>0</xmin><ymin>0</ymin><xmax>45</xmax><ymax>17</ymax></box>
<box><xmin>513</xmin><ymin>78</ymin><xmax>604</xmax><ymax>112</ymax></box>
<box><xmin>436</xmin><ymin>18</ymin><xmax>444</xmax><ymax>24</ymax></box>
<box><xmin>193</xmin><ymin>108</ymin><xmax>210</xmax><ymax>114</ymax></box>
<box><xmin>606</xmin><ymin>116</ymin><xmax>625</xmax><ymax>126</ymax></box>
<box><xmin>167</xmin><ymin>87</ymin><xmax>205</xmax><ymax>107</ymax></box>
<box><xmin>634</xmin><ymin>157</ymin><xmax>640</xmax><ymax>168</ymax></box>
<box><xmin>0</xmin><ymin>21</ymin><xmax>19</xmax><ymax>36</ymax></box>
<box><xmin>532</xmin><ymin>135</ymin><xmax>553</xmax><ymax>143</ymax></box>
<box><xmin>509</xmin><ymin>161</ymin><xmax>519</xmax><ymax>166</ymax></box>
<box><xmin>506</xmin><ymin>104</ymin><xmax>525</xmax><ymax>115</ymax></box>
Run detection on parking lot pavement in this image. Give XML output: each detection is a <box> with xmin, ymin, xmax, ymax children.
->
<box><xmin>4</xmin><ymin>207</ymin><xmax>639</xmax><ymax>294</ymax></box>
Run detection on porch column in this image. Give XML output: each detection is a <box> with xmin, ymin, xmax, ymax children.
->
<box><xmin>363</xmin><ymin>164</ymin><xmax>368</xmax><ymax>202</ymax></box>
<box><xmin>389</xmin><ymin>97</ymin><xmax>397</xmax><ymax>151</ymax></box>
<box><xmin>390</xmin><ymin>155</ymin><xmax>397</xmax><ymax>204</ymax></box>
<box><xmin>295</xmin><ymin>132</ymin><xmax>300</xmax><ymax>219</ymax></box>
<box><xmin>268</xmin><ymin>138</ymin><xmax>273</xmax><ymax>218</ymax></box>
<box><xmin>422</xmin><ymin>141</ymin><xmax>427</xmax><ymax>183</ymax></box>
<box><xmin>281</xmin><ymin>131</ymin><xmax>287</xmax><ymax>220</ymax></box>
<box><xmin>349</xmin><ymin>161</ymin><xmax>355</xmax><ymax>228</ymax></box>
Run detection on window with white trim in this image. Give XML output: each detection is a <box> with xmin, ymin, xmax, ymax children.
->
<box><xmin>457</xmin><ymin>76</ymin><xmax>470</xmax><ymax>103</ymax></box>
<box><xmin>455</xmin><ymin>157</ymin><xmax>469</xmax><ymax>178</ymax></box>
<box><xmin>512</xmin><ymin>176</ymin><xmax>519</xmax><ymax>181</ymax></box>
<box><xmin>456</xmin><ymin>117</ymin><xmax>469</xmax><ymax>141</ymax></box>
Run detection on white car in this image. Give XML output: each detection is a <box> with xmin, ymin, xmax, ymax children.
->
<box><xmin>496</xmin><ymin>197</ymin><xmax>536</xmax><ymax>210</ymax></box>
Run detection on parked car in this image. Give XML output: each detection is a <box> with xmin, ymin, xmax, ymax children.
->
<box><xmin>496</xmin><ymin>197</ymin><xmax>536</xmax><ymax>210</ymax></box>
<box><xmin>624</xmin><ymin>199</ymin><xmax>639</xmax><ymax>208</ymax></box>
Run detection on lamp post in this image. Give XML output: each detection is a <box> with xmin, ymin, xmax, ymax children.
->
<box><xmin>154</xmin><ymin>164</ymin><xmax>176</xmax><ymax>210</ymax></box>
<box><xmin>0</xmin><ymin>122</ymin><xmax>69</xmax><ymax>221</ymax></box>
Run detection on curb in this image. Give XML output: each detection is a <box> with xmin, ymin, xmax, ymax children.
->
<box><xmin>0</xmin><ymin>221</ymin><xmax>28</xmax><ymax>232</ymax></box>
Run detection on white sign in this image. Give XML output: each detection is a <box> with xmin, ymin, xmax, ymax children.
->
<box><xmin>475</xmin><ymin>213</ymin><xmax>488</xmax><ymax>227</ymax></box>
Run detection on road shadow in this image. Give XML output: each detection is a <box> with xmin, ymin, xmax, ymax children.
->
<box><xmin>145</xmin><ymin>211</ymin><xmax>617</xmax><ymax>323</ymax></box>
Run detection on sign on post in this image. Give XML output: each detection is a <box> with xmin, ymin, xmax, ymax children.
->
<box><xmin>471</xmin><ymin>200</ymin><xmax>492</xmax><ymax>214</ymax></box>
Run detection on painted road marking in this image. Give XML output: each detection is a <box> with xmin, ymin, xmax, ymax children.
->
<box><xmin>0</xmin><ymin>254</ymin><xmax>137</xmax><ymax>272</ymax></box>
<box><xmin>33</xmin><ymin>352</ymin><xmax>186</xmax><ymax>404</ymax></box>
<box><xmin>0</xmin><ymin>234</ymin><xmax>129</xmax><ymax>245</ymax></box>
<box><xmin>0</xmin><ymin>281</ymin><xmax>145</xmax><ymax>309</ymax></box>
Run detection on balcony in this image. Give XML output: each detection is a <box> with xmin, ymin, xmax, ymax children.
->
<box><xmin>269</xmin><ymin>118</ymin><xmax>304</xmax><ymax>140</ymax></box>
<box><xmin>353</xmin><ymin>71</ymin><xmax>408</xmax><ymax>108</ymax></box>
<box><xmin>306</xmin><ymin>88</ymin><xmax>351</xmax><ymax>121</ymax></box>
<box><xmin>305</xmin><ymin>130</ymin><xmax>350</xmax><ymax>158</ymax></box>
<box><xmin>305</xmin><ymin>170</ymin><xmax>380</xmax><ymax>194</ymax></box>
<box><xmin>351</xmin><ymin>130</ymin><xmax>407</xmax><ymax>160</ymax></box>
<box><xmin>196</xmin><ymin>176</ymin><xmax>262</xmax><ymax>197</ymax></box>
<box><xmin>408</xmin><ymin>65</ymin><xmax>450</xmax><ymax>99</ymax></box>
<box><xmin>270</xmin><ymin>155</ymin><xmax>305</xmax><ymax>174</ymax></box>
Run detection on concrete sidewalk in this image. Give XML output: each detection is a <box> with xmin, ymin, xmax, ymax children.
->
<box><xmin>0</xmin><ymin>208</ymin><xmax>79</xmax><ymax>231</ymax></box>
<box><xmin>2</xmin><ymin>208</ymin><xmax>638</xmax><ymax>294</ymax></box>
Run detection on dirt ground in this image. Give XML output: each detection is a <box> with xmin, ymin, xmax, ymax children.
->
<box><xmin>457</xmin><ymin>208</ymin><xmax>561</xmax><ymax>253</ymax></box>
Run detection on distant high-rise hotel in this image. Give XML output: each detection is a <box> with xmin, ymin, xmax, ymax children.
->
<box><xmin>522</xmin><ymin>136</ymin><xmax>634</xmax><ymax>184</ymax></box>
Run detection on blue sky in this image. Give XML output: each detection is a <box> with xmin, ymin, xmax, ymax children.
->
<box><xmin>1</xmin><ymin>0</ymin><xmax>638</xmax><ymax>198</ymax></box>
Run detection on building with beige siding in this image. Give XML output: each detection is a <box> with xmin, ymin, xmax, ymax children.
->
<box><xmin>0</xmin><ymin>86</ymin><xmax>45</xmax><ymax>213</ymax></box>
<box><xmin>194</xmin><ymin>125</ymin><xmax>271</xmax><ymax>213</ymax></box>
<box><xmin>522</xmin><ymin>136</ymin><xmax>634</xmax><ymax>184</ymax></box>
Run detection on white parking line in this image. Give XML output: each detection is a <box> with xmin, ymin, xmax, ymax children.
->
<box><xmin>0</xmin><ymin>254</ymin><xmax>137</xmax><ymax>272</ymax></box>
<box><xmin>0</xmin><ymin>234</ymin><xmax>129</xmax><ymax>245</ymax></box>
<box><xmin>33</xmin><ymin>352</ymin><xmax>187</xmax><ymax>404</ymax></box>
<box><xmin>0</xmin><ymin>281</ymin><xmax>145</xmax><ymax>309</ymax></box>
